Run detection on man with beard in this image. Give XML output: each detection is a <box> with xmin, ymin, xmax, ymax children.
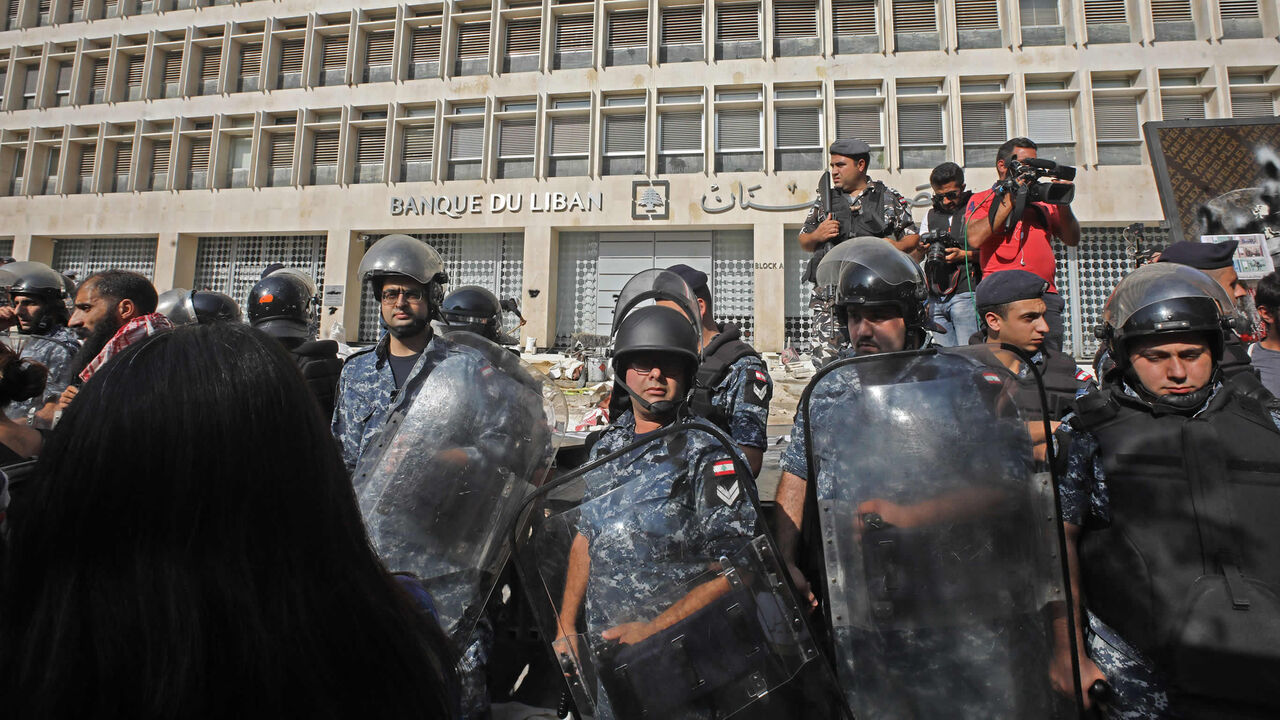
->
<box><xmin>0</xmin><ymin>262</ymin><xmax>80</xmax><ymax>425</ymax></box>
<box><xmin>60</xmin><ymin>270</ymin><xmax>171</xmax><ymax>413</ymax></box>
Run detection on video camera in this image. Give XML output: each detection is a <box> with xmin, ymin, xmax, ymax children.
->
<box><xmin>1002</xmin><ymin>157</ymin><xmax>1076</xmax><ymax>205</ymax></box>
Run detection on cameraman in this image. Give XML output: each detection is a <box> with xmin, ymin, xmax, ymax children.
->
<box><xmin>919</xmin><ymin>162</ymin><xmax>980</xmax><ymax>346</ymax></box>
<box><xmin>965</xmin><ymin>138</ymin><xmax>1080</xmax><ymax>351</ymax></box>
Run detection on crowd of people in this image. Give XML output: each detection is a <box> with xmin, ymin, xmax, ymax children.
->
<box><xmin>0</xmin><ymin>132</ymin><xmax>1276</xmax><ymax>720</ymax></box>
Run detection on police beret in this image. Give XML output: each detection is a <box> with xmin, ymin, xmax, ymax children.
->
<box><xmin>829</xmin><ymin>138</ymin><xmax>872</xmax><ymax>159</ymax></box>
<box><xmin>665</xmin><ymin>263</ymin><xmax>708</xmax><ymax>292</ymax></box>
<box><xmin>1158</xmin><ymin>240</ymin><xmax>1237</xmax><ymax>270</ymax></box>
<box><xmin>975</xmin><ymin>269</ymin><xmax>1049</xmax><ymax>309</ymax></box>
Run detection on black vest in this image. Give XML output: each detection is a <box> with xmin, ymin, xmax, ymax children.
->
<box><xmin>923</xmin><ymin>207</ymin><xmax>981</xmax><ymax>298</ymax></box>
<box><xmin>1070</xmin><ymin>376</ymin><xmax>1280</xmax><ymax>663</ymax></box>
<box><xmin>1012</xmin><ymin>350</ymin><xmax>1083</xmax><ymax>421</ymax></box>
<box><xmin>688</xmin><ymin>325</ymin><xmax>759</xmax><ymax>432</ymax></box>
<box><xmin>804</xmin><ymin>179</ymin><xmax>891</xmax><ymax>283</ymax></box>
<box><xmin>292</xmin><ymin>340</ymin><xmax>344</xmax><ymax>418</ymax></box>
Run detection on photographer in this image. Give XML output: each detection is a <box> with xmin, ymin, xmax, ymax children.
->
<box><xmin>966</xmin><ymin>138</ymin><xmax>1080</xmax><ymax>351</ymax></box>
<box><xmin>919</xmin><ymin>162</ymin><xmax>980</xmax><ymax>346</ymax></box>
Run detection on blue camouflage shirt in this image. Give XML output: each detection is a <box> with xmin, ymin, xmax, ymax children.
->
<box><xmin>778</xmin><ymin>348</ymin><xmax>858</xmax><ymax>483</ymax></box>
<box><xmin>5</xmin><ymin>326</ymin><xmax>80</xmax><ymax>421</ymax></box>
<box><xmin>710</xmin><ymin>355</ymin><xmax>773</xmax><ymax>450</ymax></box>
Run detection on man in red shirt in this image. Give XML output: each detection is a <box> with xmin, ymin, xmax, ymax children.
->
<box><xmin>965</xmin><ymin>137</ymin><xmax>1080</xmax><ymax>351</ymax></box>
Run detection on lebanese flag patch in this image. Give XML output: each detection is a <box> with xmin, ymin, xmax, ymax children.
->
<box><xmin>706</xmin><ymin>458</ymin><xmax>742</xmax><ymax>506</ymax></box>
<box><xmin>1075</xmin><ymin>368</ymin><xmax>1094</xmax><ymax>382</ymax></box>
<box><xmin>713</xmin><ymin>459</ymin><xmax>736</xmax><ymax>476</ymax></box>
<box><xmin>754</xmin><ymin>370</ymin><xmax>767</xmax><ymax>384</ymax></box>
<box><xmin>980</xmin><ymin>371</ymin><xmax>1003</xmax><ymax>385</ymax></box>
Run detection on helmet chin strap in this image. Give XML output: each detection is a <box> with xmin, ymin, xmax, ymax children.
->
<box><xmin>616</xmin><ymin>379</ymin><xmax>681</xmax><ymax>419</ymax></box>
<box><xmin>1124</xmin><ymin>367</ymin><xmax>1218</xmax><ymax>415</ymax></box>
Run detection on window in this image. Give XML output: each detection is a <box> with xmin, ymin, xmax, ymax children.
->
<box><xmin>717</xmin><ymin>4</ymin><xmax>760</xmax><ymax>43</ymax></box>
<box><xmin>319</xmin><ymin>35</ymin><xmax>347</xmax><ymax>86</ymax></box>
<box><xmin>267</xmin><ymin>132</ymin><xmax>293</xmax><ymax>186</ymax></box>
<box><xmin>400</xmin><ymin>124</ymin><xmax>434</xmax><ymax>181</ymax></box>
<box><xmin>1092</xmin><ymin>96</ymin><xmax>1141</xmax><ymax>165</ymax></box>
<box><xmin>456</xmin><ymin>22</ymin><xmax>490</xmax><ymax>75</ymax></box>
<box><xmin>1229</xmin><ymin>73</ymin><xmax>1276</xmax><ymax>118</ymax></box>
<box><xmin>225</xmin><ymin>136</ymin><xmax>251</xmax><ymax>188</ymax></box>
<box><xmin>354</xmin><ymin>127</ymin><xmax>386</xmax><ymax>183</ymax></box>
<box><xmin>1220</xmin><ymin>1</ymin><xmax>1262</xmax><ymax>39</ymax></box>
<box><xmin>1019</xmin><ymin>0</ymin><xmax>1059</xmax><ymax>27</ymax></box>
<box><xmin>1160</xmin><ymin>94</ymin><xmax>1205</xmax><ymax>120</ymax></box>
<box><xmin>1151</xmin><ymin>0</ymin><xmax>1194</xmax><ymax>42</ymax></box>
<box><xmin>364</xmin><ymin>31</ymin><xmax>394</xmax><ymax>82</ymax></box>
<box><xmin>75</xmin><ymin>143</ymin><xmax>96</xmax><ymax>193</ymax></box>
<box><xmin>149</xmin><ymin>140</ymin><xmax>170</xmax><ymax>190</ymax></box>
<box><xmin>774</xmin><ymin>103</ymin><xmax>823</xmax><ymax>170</ymax></box>
<box><xmin>960</xmin><ymin>98</ymin><xmax>1007</xmax><ymax>166</ymax></box>
<box><xmin>894</xmin><ymin>0</ymin><xmax>938</xmax><ymax>32</ymax></box>
<box><xmin>716</xmin><ymin>102</ymin><xmax>761</xmax><ymax>172</ymax></box>
<box><xmin>602</xmin><ymin>100</ymin><xmax>645</xmax><ymax>175</ymax></box>
<box><xmin>112</xmin><ymin>142</ymin><xmax>132</xmax><ymax>192</ymax></box>
<box><xmin>1083</xmin><ymin>0</ymin><xmax>1125</xmax><ymax>25</ymax></box>
<box><xmin>659</xmin><ymin>109</ymin><xmax>703</xmax><ymax>174</ymax></box>
<box><xmin>555</xmin><ymin>13</ymin><xmax>594</xmax><ymax>68</ymax></box>
<box><xmin>955</xmin><ymin>0</ymin><xmax>999</xmax><ymax>31</ymax></box>
<box><xmin>41</xmin><ymin>146</ymin><xmax>59</xmax><ymax>194</ymax></box>
<box><xmin>835</xmin><ymin>103</ymin><xmax>884</xmax><ymax>166</ymax></box>
<box><xmin>897</xmin><ymin>101</ymin><xmax>945</xmax><ymax>169</ymax></box>
<box><xmin>309</xmin><ymin>130</ymin><xmax>339</xmax><ymax>185</ymax></box>
<box><xmin>506</xmin><ymin>18</ymin><xmax>541</xmax><ymax>66</ymax></box>
<box><xmin>199</xmin><ymin>46</ymin><xmax>220</xmax><ymax>95</ymax></box>
<box><xmin>239</xmin><ymin>43</ymin><xmax>262</xmax><ymax>92</ymax></box>
<box><xmin>8</xmin><ymin>149</ymin><xmax>25</xmax><ymax>195</ymax></box>
<box><xmin>447</xmin><ymin>120</ymin><xmax>484</xmax><ymax>180</ymax></box>
<box><xmin>548</xmin><ymin>112</ymin><xmax>588</xmax><ymax>177</ymax></box>
<box><xmin>661</xmin><ymin>5</ymin><xmax>704</xmax><ymax>62</ymax></box>
<box><xmin>832</xmin><ymin>0</ymin><xmax>877</xmax><ymax>37</ymax></box>
<box><xmin>160</xmin><ymin>52</ymin><xmax>182</xmax><ymax>97</ymax></box>
<box><xmin>409</xmin><ymin>26</ymin><xmax>442</xmax><ymax>78</ymax></box>
<box><xmin>496</xmin><ymin>116</ymin><xmax>536</xmax><ymax>179</ymax></box>
<box><xmin>22</xmin><ymin>65</ymin><xmax>38</xmax><ymax>109</ymax></box>
<box><xmin>607</xmin><ymin>10</ymin><xmax>647</xmax><ymax>65</ymax></box>
<box><xmin>278</xmin><ymin>38</ymin><xmax>305</xmax><ymax>87</ymax></box>
<box><xmin>186</xmin><ymin>136</ymin><xmax>210</xmax><ymax>189</ymax></box>
<box><xmin>774</xmin><ymin>0</ymin><xmax>818</xmax><ymax>55</ymax></box>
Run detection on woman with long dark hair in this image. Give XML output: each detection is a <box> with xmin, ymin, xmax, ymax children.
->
<box><xmin>0</xmin><ymin>322</ymin><xmax>457</xmax><ymax>718</ymax></box>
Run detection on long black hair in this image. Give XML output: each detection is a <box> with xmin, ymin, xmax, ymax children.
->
<box><xmin>0</xmin><ymin>322</ymin><xmax>457</xmax><ymax>718</ymax></box>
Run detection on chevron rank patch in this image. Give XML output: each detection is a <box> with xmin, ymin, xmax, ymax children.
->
<box><xmin>706</xmin><ymin>458</ymin><xmax>742</xmax><ymax>507</ymax></box>
<box><xmin>745</xmin><ymin>368</ymin><xmax>771</xmax><ymax>407</ymax></box>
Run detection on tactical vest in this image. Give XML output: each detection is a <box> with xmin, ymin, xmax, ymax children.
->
<box><xmin>1071</xmin><ymin>376</ymin><xmax>1280</xmax><ymax>664</ymax></box>
<box><xmin>1012</xmin><ymin>350</ymin><xmax>1082</xmax><ymax>421</ymax></box>
<box><xmin>804</xmin><ymin>180</ymin><xmax>891</xmax><ymax>284</ymax></box>
<box><xmin>688</xmin><ymin>326</ymin><xmax>759</xmax><ymax>432</ymax></box>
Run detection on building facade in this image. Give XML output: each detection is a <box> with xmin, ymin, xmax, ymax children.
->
<box><xmin>0</xmin><ymin>0</ymin><xmax>1276</xmax><ymax>357</ymax></box>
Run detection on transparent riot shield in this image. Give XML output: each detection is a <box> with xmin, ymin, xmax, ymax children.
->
<box><xmin>802</xmin><ymin>344</ymin><xmax>1083</xmax><ymax>719</ymax></box>
<box><xmin>353</xmin><ymin>331</ymin><xmax>566</xmax><ymax>643</ymax></box>
<box><xmin>515</xmin><ymin>422</ymin><xmax>842</xmax><ymax>720</ymax></box>
<box><xmin>610</xmin><ymin>268</ymin><xmax>701</xmax><ymax>335</ymax></box>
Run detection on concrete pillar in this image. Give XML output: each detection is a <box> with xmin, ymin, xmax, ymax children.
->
<box><xmin>321</xmin><ymin>228</ymin><xmax>364</xmax><ymax>341</ymax></box>
<box><xmin>152</xmin><ymin>232</ymin><xmax>198</xmax><ymax>292</ymax></box>
<box><xmin>15</xmin><ymin>234</ymin><xmax>54</xmax><ymax>265</ymax></box>
<box><xmin>521</xmin><ymin>224</ymin><xmax>556</xmax><ymax>350</ymax></box>
<box><xmin>753</xmin><ymin>217</ymin><xmax>787</xmax><ymax>353</ymax></box>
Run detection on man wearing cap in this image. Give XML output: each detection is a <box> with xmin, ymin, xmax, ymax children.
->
<box><xmin>975</xmin><ymin>269</ymin><xmax>1094</xmax><ymax>460</ymax></box>
<box><xmin>664</xmin><ymin>263</ymin><xmax>772</xmax><ymax>476</ymax></box>
<box><xmin>798</xmin><ymin>138</ymin><xmax>919</xmax><ymax>366</ymax></box>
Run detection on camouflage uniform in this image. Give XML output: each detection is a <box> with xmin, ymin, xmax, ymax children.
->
<box><xmin>4</xmin><ymin>326</ymin><xmax>80</xmax><ymax>421</ymax></box>
<box><xmin>799</xmin><ymin>182</ymin><xmax>918</xmax><ymax>368</ymax></box>
<box><xmin>1057</xmin><ymin>381</ymin><xmax>1280</xmax><ymax>720</ymax></box>
<box><xmin>709</xmin><ymin>355</ymin><xmax>773</xmax><ymax>453</ymax></box>
<box><xmin>580</xmin><ymin>412</ymin><xmax>757</xmax><ymax>720</ymax></box>
<box><xmin>779</xmin><ymin>348</ymin><xmax>857</xmax><ymax>486</ymax></box>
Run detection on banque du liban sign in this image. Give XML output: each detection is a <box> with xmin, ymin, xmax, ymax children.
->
<box><xmin>389</xmin><ymin>191</ymin><xmax>604</xmax><ymax>218</ymax></box>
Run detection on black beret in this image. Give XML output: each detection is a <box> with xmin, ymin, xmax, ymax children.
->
<box><xmin>975</xmin><ymin>269</ymin><xmax>1049</xmax><ymax>309</ymax></box>
<box><xmin>829</xmin><ymin>138</ymin><xmax>872</xmax><ymax>159</ymax></box>
<box><xmin>1158</xmin><ymin>240</ymin><xmax>1237</xmax><ymax>270</ymax></box>
<box><xmin>665</xmin><ymin>263</ymin><xmax>708</xmax><ymax>292</ymax></box>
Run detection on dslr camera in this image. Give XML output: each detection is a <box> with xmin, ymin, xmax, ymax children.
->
<box><xmin>1001</xmin><ymin>157</ymin><xmax>1077</xmax><ymax>205</ymax></box>
<box><xmin>921</xmin><ymin>228</ymin><xmax>962</xmax><ymax>266</ymax></box>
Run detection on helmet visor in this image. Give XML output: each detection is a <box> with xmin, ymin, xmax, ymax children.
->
<box><xmin>610</xmin><ymin>268</ymin><xmax>701</xmax><ymax>338</ymax></box>
<box><xmin>1104</xmin><ymin>263</ymin><xmax>1236</xmax><ymax>333</ymax></box>
<box><xmin>816</xmin><ymin>236</ymin><xmax>922</xmax><ymax>288</ymax></box>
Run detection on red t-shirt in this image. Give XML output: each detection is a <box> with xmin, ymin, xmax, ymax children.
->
<box><xmin>966</xmin><ymin>187</ymin><xmax>1065</xmax><ymax>293</ymax></box>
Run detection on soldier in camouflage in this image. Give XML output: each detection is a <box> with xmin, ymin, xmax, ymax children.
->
<box><xmin>0</xmin><ymin>262</ymin><xmax>80</xmax><ymax>425</ymax></box>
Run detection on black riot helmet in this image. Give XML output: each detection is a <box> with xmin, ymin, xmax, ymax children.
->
<box><xmin>4</xmin><ymin>261</ymin><xmax>70</xmax><ymax>332</ymax></box>
<box><xmin>819</xmin><ymin>237</ymin><xmax>929</xmax><ymax>348</ymax></box>
<box><xmin>358</xmin><ymin>234</ymin><xmax>449</xmax><ymax>320</ymax></box>
<box><xmin>439</xmin><ymin>285</ymin><xmax>503</xmax><ymax>340</ymax></box>
<box><xmin>611</xmin><ymin>305</ymin><xmax>701</xmax><ymax>418</ymax></box>
<box><xmin>1100</xmin><ymin>262</ymin><xmax>1236</xmax><ymax>369</ymax></box>
<box><xmin>247</xmin><ymin>271</ymin><xmax>319</xmax><ymax>340</ymax></box>
<box><xmin>190</xmin><ymin>291</ymin><xmax>243</xmax><ymax>324</ymax></box>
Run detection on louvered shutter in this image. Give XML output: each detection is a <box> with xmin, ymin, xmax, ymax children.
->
<box><xmin>402</xmin><ymin>125</ymin><xmax>434</xmax><ymax>162</ymax></box>
<box><xmin>457</xmin><ymin>23</ymin><xmax>490</xmax><ymax>59</ymax></box>
<box><xmin>605</xmin><ymin>114</ymin><xmax>644</xmax><ymax>154</ymax></box>
<box><xmin>1083</xmin><ymin>0</ymin><xmax>1125</xmax><ymax>24</ymax></box>
<box><xmin>505</xmin><ymin>18</ymin><xmax>540</xmax><ymax>55</ymax></box>
<box><xmin>37</xmin><ymin>0</ymin><xmax>49</xmax><ymax>14</ymax></box>
<box><xmin>609</xmin><ymin>10</ymin><xmax>647</xmax><ymax>47</ymax></box>
<box><xmin>279</xmin><ymin>39</ymin><xmax>304</xmax><ymax>73</ymax></box>
<box><xmin>152</xmin><ymin>140</ymin><xmax>170</xmax><ymax>171</ymax></box>
<box><xmin>1230</xmin><ymin>91</ymin><xmax>1274</xmax><ymax>118</ymax></box>
<box><xmin>1092</xmin><ymin>97</ymin><xmax>1139</xmax><ymax>140</ymax></box>
<box><xmin>894</xmin><ymin>0</ymin><xmax>937</xmax><ymax>32</ymax></box>
<box><xmin>240</xmin><ymin>43</ymin><xmax>261</xmax><ymax>77</ymax></box>
<box><xmin>662</xmin><ymin>6</ymin><xmax>703</xmax><ymax>44</ymax></box>
<box><xmin>1026</xmin><ymin>100</ymin><xmax>1073</xmax><ymax>143</ymax></box>
<box><xmin>162</xmin><ymin>52</ymin><xmax>181</xmax><ymax>83</ymax></box>
<box><xmin>832</xmin><ymin>0</ymin><xmax>877</xmax><ymax>35</ymax></box>
<box><xmin>955</xmin><ymin>0</ymin><xmax>998</xmax><ymax>30</ymax></box>
<box><xmin>269</xmin><ymin>133</ymin><xmax>294</xmax><ymax>167</ymax></box>
<box><xmin>717</xmin><ymin>109</ymin><xmax>759</xmax><ymax>151</ymax></box>
<box><xmin>1019</xmin><ymin>0</ymin><xmax>1058</xmax><ymax>26</ymax></box>
<box><xmin>776</xmin><ymin>107</ymin><xmax>821</xmax><ymax>147</ymax></box>
<box><xmin>775</xmin><ymin>1</ymin><xmax>818</xmax><ymax>38</ymax></box>
<box><xmin>6</xmin><ymin>0</ymin><xmax>18</xmax><ymax>26</ymax></box>
<box><xmin>200</xmin><ymin>47</ymin><xmax>219</xmax><ymax>80</ymax></box>
<box><xmin>357</xmin><ymin>128</ymin><xmax>385</xmax><ymax>164</ymax></box>
<box><xmin>1150</xmin><ymin>0</ymin><xmax>1192</xmax><ymax>22</ymax></box>
<box><xmin>835</xmin><ymin>105</ymin><xmax>882</xmax><ymax>145</ymax></box>
<box><xmin>114</xmin><ymin>143</ymin><xmax>132</xmax><ymax>175</ymax></box>
<box><xmin>1219</xmin><ymin>1</ymin><xmax>1258</xmax><ymax>19</ymax></box>
<box><xmin>189</xmin><ymin>137</ymin><xmax>210</xmax><ymax>168</ymax></box>
<box><xmin>312</xmin><ymin>130</ymin><xmax>339</xmax><ymax>164</ymax></box>
<box><xmin>499</xmin><ymin>118</ymin><xmax>536</xmax><ymax>158</ymax></box>
<box><xmin>412</xmin><ymin>26</ymin><xmax>442</xmax><ymax>62</ymax></box>
<box><xmin>449</xmin><ymin>122</ymin><xmax>483</xmax><ymax>160</ymax></box>
<box><xmin>127</xmin><ymin>55</ymin><xmax>144</xmax><ymax>86</ymax></box>
<box><xmin>1160</xmin><ymin>95</ymin><xmax>1205</xmax><ymax>120</ymax></box>
<box><xmin>321</xmin><ymin>36</ymin><xmax>347</xmax><ymax>69</ymax></box>
<box><xmin>556</xmin><ymin>14</ymin><xmax>594</xmax><ymax>50</ymax></box>
<box><xmin>898</xmin><ymin>103</ymin><xmax>944</xmax><ymax>145</ymax></box>
<box><xmin>961</xmin><ymin>101</ymin><xmax>1007</xmax><ymax>144</ymax></box>
<box><xmin>77</xmin><ymin>145</ymin><xmax>96</xmax><ymax>175</ymax></box>
<box><xmin>716</xmin><ymin>4</ymin><xmax>759</xmax><ymax>41</ymax></box>
<box><xmin>366</xmin><ymin>31</ymin><xmax>393</xmax><ymax>66</ymax></box>
<box><xmin>660</xmin><ymin>112</ymin><xmax>702</xmax><ymax>152</ymax></box>
<box><xmin>92</xmin><ymin>57</ymin><xmax>109</xmax><ymax>89</ymax></box>
<box><xmin>70</xmin><ymin>0</ymin><xmax>84</xmax><ymax>14</ymax></box>
<box><xmin>56</xmin><ymin>63</ymin><xmax>73</xmax><ymax>90</ymax></box>
<box><xmin>550</xmin><ymin>115</ymin><xmax>589</xmax><ymax>155</ymax></box>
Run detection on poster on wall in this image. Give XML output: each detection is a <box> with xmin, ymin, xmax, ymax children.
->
<box><xmin>1201</xmin><ymin>233</ymin><xmax>1276</xmax><ymax>281</ymax></box>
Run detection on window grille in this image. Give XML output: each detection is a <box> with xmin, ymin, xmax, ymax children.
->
<box><xmin>662</xmin><ymin>5</ymin><xmax>703</xmax><ymax>44</ymax></box>
<box><xmin>774</xmin><ymin>0</ymin><xmax>817</xmax><ymax>38</ymax></box>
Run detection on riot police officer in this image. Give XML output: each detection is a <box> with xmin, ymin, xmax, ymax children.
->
<box><xmin>330</xmin><ymin>234</ymin><xmax>449</xmax><ymax>474</ymax></box>
<box><xmin>248</xmin><ymin>269</ymin><xmax>343</xmax><ymax>417</ymax></box>
<box><xmin>437</xmin><ymin>285</ymin><xmax>518</xmax><ymax>346</ymax></box>
<box><xmin>797</xmin><ymin>139</ymin><xmax>919</xmax><ymax>366</ymax></box>
<box><xmin>0</xmin><ymin>261</ymin><xmax>80</xmax><ymax>424</ymax></box>
<box><xmin>1054</xmin><ymin>262</ymin><xmax>1280</xmax><ymax>718</ymax></box>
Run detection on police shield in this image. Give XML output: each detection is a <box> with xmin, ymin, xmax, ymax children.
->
<box><xmin>353</xmin><ymin>331</ymin><xmax>565</xmax><ymax>643</ymax></box>
<box><xmin>802</xmin><ymin>345</ymin><xmax>1082</xmax><ymax>719</ymax></box>
<box><xmin>515</xmin><ymin>422</ymin><xmax>839</xmax><ymax>720</ymax></box>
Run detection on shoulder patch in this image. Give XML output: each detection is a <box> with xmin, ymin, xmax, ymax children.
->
<box><xmin>705</xmin><ymin>458</ymin><xmax>742</xmax><ymax>507</ymax></box>
<box><xmin>744</xmin><ymin>368</ymin><xmax>772</xmax><ymax>407</ymax></box>
<box><xmin>1074</xmin><ymin>368</ymin><xmax>1094</xmax><ymax>383</ymax></box>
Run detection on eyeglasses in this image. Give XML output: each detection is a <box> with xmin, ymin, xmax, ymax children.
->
<box><xmin>627</xmin><ymin>357</ymin><xmax>688</xmax><ymax>376</ymax></box>
<box><xmin>933</xmin><ymin>190</ymin><xmax>964</xmax><ymax>202</ymax></box>
<box><xmin>380</xmin><ymin>288</ymin><xmax>425</xmax><ymax>304</ymax></box>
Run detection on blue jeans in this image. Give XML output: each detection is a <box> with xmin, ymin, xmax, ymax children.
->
<box><xmin>929</xmin><ymin>292</ymin><xmax>979</xmax><ymax>347</ymax></box>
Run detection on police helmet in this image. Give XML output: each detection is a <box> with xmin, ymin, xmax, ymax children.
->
<box><xmin>439</xmin><ymin>285</ymin><xmax>503</xmax><ymax>340</ymax></box>
<box><xmin>1101</xmin><ymin>262</ymin><xmax>1235</xmax><ymax>367</ymax></box>
<box><xmin>190</xmin><ymin>291</ymin><xmax>243</xmax><ymax>324</ymax></box>
<box><xmin>248</xmin><ymin>272</ymin><xmax>318</xmax><ymax>340</ymax></box>
<box><xmin>611</xmin><ymin>304</ymin><xmax>701</xmax><ymax>387</ymax></box>
<box><xmin>157</xmin><ymin>288</ymin><xmax>198</xmax><ymax>325</ymax></box>
<box><xmin>4</xmin><ymin>261</ymin><xmax>67</xmax><ymax>304</ymax></box>
<box><xmin>358</xmin><ymin>234</ymin><xmax>449</xmax><ymax>317</ymax></box>
<box><xmin>826</xmin><ymin>237</ymin><xmax>928</xmax><ymax>344</ymax></box>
